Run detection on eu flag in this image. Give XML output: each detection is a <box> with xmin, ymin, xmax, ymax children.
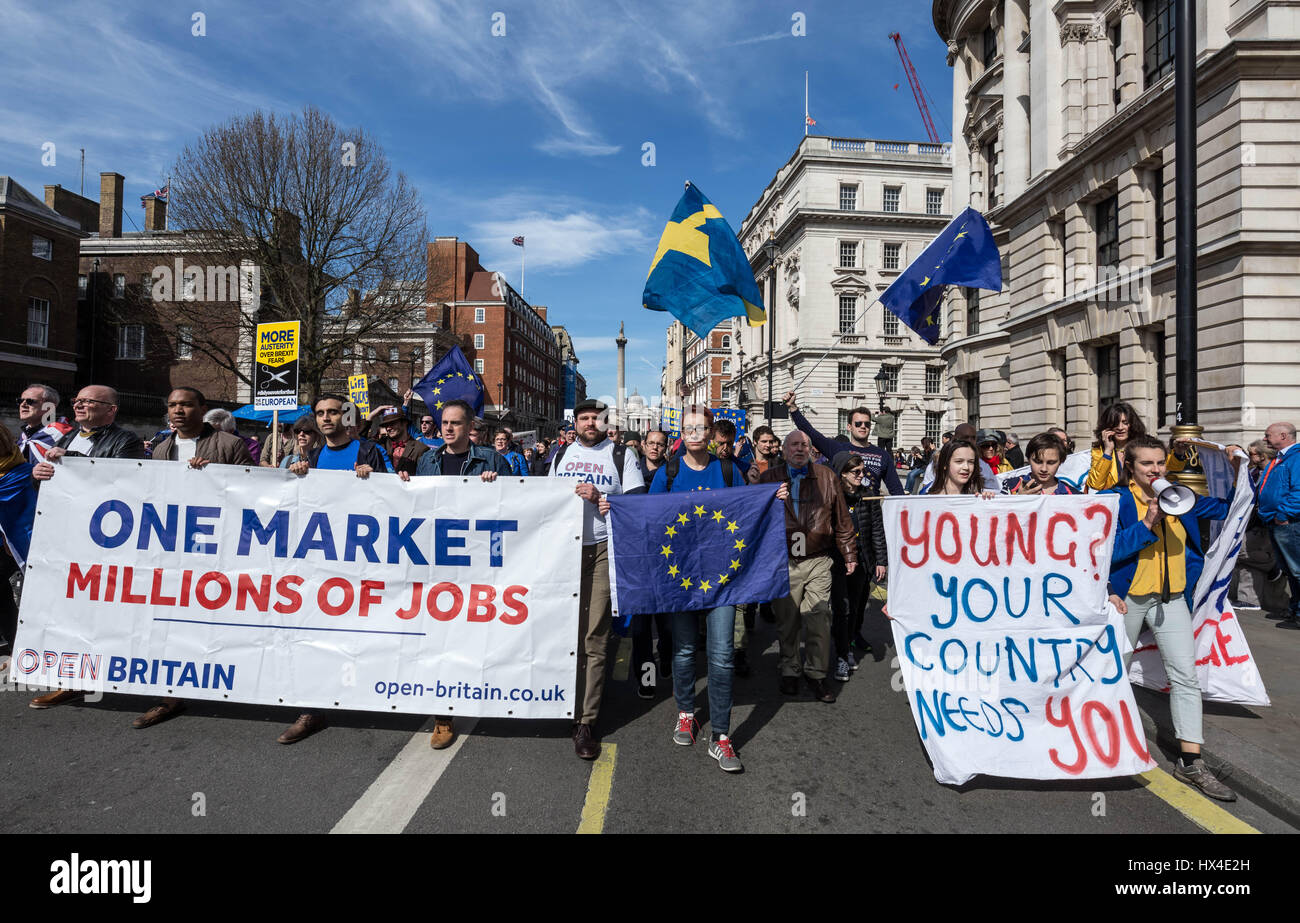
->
<box><xmin>642</xmin><ymin>183</ymin><xmax>766</xmax><ymax>341</ymax></box>
<box><xmin>606</xmin><ymin>483</ymin><xmax>790</xmax><ymax>622</ymax></box>
<box><xmin>711</xmin><ymin>407</ymin><xmax>747</xmax><ymax>433</ymax></box>
<box><xmin>879</xmin><ymin>206</ymin><xmax>1002</xmax><ymax>345</ymax></box>
<box><xmin>412</xmin><ymin>345</ymin><xmax>485</xmax><ymax>425</ymax></box>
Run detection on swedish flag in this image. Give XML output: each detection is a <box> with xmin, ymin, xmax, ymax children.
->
<box><xmin>642</xmin><ymin>183</ymin><xmax>766</xmax><ymax>341</ymax></box>
<box><xmin>879</xmin><ymin>206</ymin><xmax>1003</xmax><ymax>345</ymax></box>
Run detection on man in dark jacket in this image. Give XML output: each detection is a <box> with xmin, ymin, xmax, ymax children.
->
<box><xmin>35</xmin><ymin>385</ymin><xmax>145</xmax><ymax>467</ymax></box>
<box><xmin>759</xmin><ymin>430</ymin><xmax>857</xmax><ymax>703</ymax></box>
<box><xmin>152</xmin><ymin>388</ymin><xmax>255</xmax><ymax>466</ymax></box>
<box><xmin>784</xmin><ymin>391</ymin><xmax>904</xmax><ymax>496</ymax></box>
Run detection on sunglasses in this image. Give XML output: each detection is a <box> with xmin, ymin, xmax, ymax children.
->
<box><xmin>851</xmin><ymin>420</ymin><xmax>870</xmax><ymax>427</ymax></box>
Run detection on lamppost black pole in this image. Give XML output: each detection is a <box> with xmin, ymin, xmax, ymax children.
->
<box><xmin>88</xmin><ymin>257</ymin><xmax>100</xmax><ymax>385</ymax></box>
<box><xmin>1170</xmin><ymin>0</ymin><xmax>1207</xmax><ymax>494</ymax></box>
<box><xmin>763</xmin><ymin>235</ymin><xmax>778</xmax><ymax>424</ymax></box>
<box><xmin>1174</xmin><ymin>0</ymin><xmax>1197</xmax><ymax>430</ymax></box>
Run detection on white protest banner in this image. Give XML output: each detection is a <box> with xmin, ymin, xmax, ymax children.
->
<box><xmin>884</xmin><ymin>493</ymin><xmax>1156</xmax><ymax>786</ymax></box>
<box><xmin>996</xmin><ymin>450</ymin><xmax>1092</xmax><ymax>494</ymax></box>
<box><xmin>14</xmin><ymin>458</ymin><xmax>582</xmax><ymax>719</ymax></box>
<box><xmin>1128</xmin><ymin>443</ymin><xmax>1270</xmax><ymax>706</ymax></box>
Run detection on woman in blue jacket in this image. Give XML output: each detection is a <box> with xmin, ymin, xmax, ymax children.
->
<box><xmin>1104</xmin><ymin>434</ymin><xmax>1243</xmax><ymax>802</ymax></box>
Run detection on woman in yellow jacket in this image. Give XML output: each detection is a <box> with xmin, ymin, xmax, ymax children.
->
<box><xmin>1087</xmin><ymin>401</ymin><xmax>1188</xmax><ymax>491</ymax></box>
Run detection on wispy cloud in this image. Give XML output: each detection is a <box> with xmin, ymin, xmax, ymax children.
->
<box><xmin>724</xmin><ymin>31</ymin><xmax>788</xmax><ymax>47</ymax></box>
<box><xmin>464</xmin><ymin>193</ymin><xmax>655</xmax><ymax>273</ymax></box>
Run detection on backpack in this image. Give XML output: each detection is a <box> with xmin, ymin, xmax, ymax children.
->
<box><xmin>662</xmin><ymin>454</ymin><xmax>734</xmax><ymax>493</ymax></box>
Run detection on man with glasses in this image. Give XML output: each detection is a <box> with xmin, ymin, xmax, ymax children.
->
<box><xmin>15</xmin><ymin>383</ymin><xmax>72</xmax><ymax>464</ymax></box>
<box><xmin>28</xmin><ymin>385</ymin><xmax>144</xmax><ymax>710</ymax></box>
<box><xmin>783</xmin><ymin>392</ymin><xmax>904</xmax><ymax>497</ymax></box>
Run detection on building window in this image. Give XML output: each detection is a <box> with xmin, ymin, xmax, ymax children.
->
<box><xmin>925</xmin><ymin>365</ymin><xmax>941</xmax><ymax>395</ymax></box>
<box><xmin>837</xmin><ymin>409</ymin><xmax>853</xmax><ymax>435</ymax></box>
<box><xmin>838</xmin><ymin>363</ymin><xmax>856</xmax><ymax>393</ymax></box>
<box><xmin>117</xmin><ymin>324</ymin><xmax>145</xmax><ymax>359</ymax></box>
<box><xmin>388</xmin><ymin>377</ymin><xmax>399</xmax><ymax>391</ymax></box>
<box><xmin>721</xmin><ymin>360</ymin><xmax>730</xmax><ymax>374</ymax></box>
<box><xmin>720</xmin><ymin>334</ymin><xmax>730</xmax><ymax>348</ymax></box>
<box><xmin>983</xmin><ymin>24</ymin><xmax>998</xmax><ymax>67</ymax></box>
<box><xmin>140</xmin><ymin>273</ymin><xmax>153</xmax><ymax>301</ymax></box>
<box><xmin>1111</xmin><ymin>22</ymin><xmax>1122</xmax><ymax>108</ymax></box>
<box><xmin>984</xmin><ymin>142</ymin><xmax>999</xmax><ymax>208</ymax></box>
<box><xmin>113</xmin><ymin>274</ymin><xmax>126</xmax><ymax>298</ymax></box>
<box><xmin>1096</xmin><ymin>194</ymin><xmax>1120</xmax><ymax>268</ymax></box>
<box><xmin>883</xmin><ymin>310</ymin><xmax>900</xmax><ymax>337</ymax></box>
<box><xmin>31</xmin><ymin>235</ymin><xmax>51</xmax><ymax>260</ymax></box>
<box><xmin>78</xmin><ymin>274</ymin><xmax>87</xmax><ymax>300</ymax></box>
<box><xmin>883</xmin><ymin>242</ymin><xmax>901</xmax><ymax>271</ymax></box>
<box><xmin>926</xmin><ymin>411</ymin><xmax>943</xmax><ymax>443</ymax></box>
<box><xmin>475</xmin><ymin>358</ymin><xmax>485</xmax><ymax>374</ymax></box>
<box><xmin>965</xmin><ymin>377</ymin><xmax>981</xmax><ymax>429</ymax></box>
<box><xmin>1095</xmin><ymin>342</ymin><xmax>1120</xmax><ymax>408</ymax></box>
<box><xmin>926</xmin><ymin>188</ymin><xmax>943</xmax><ymax>216</ymax></box>
<box><xmin>475</xmin><ymin>307</ymin><xmax>485</xmax><ymax>323</ymax></box>
<box><xmin>838</xmin><ymin>294</ymin><xmax>857</xmax><ymax>333</ymax></box>
<box><xmin>839</xmin><ymin>184</ymin><xmax>857</xmax><ymax>210</ymax></box>
<box><xmin>883</xmin><ymin>186</ymin><xmax>900</xmax><ymax>213</ymax></box>
<box><xmin>1143</xmin><ymin>0</ymin><xmax>1175</xmax><ymax>86</ymax></box>
<box><xmin>882</xmin><ymin>365</ymin><xmax>899</xmax><ymax>394</ymax></box>
<box><xmin>177</xmin><ymin>325</ymin><xmax>193</xmax><ymax>359</ymax></box>
<box><xmin>366</xmin><ymin>345</ymin><xmax>376</xmax><ymax>360</ymax></box>
<box><xmin>839</xmin><ymin>240</ymin><xmax>857</xmax><ymax>268</ymax></box>
<box><xmin>27</xmin><ymin>298</ymin><xmax>50</xmax><ymax>347</ymax></box>
<box><xmin>1153</xmin><ymin>166</ymin><xmax>1166</xmax><ymax>259</ymax></box>
<box><xmin>343</xmin><ymin>344</ymin><xmax>353</xmax><ymax>358</ymax></box>
<box><xmin>474</xmin><ymin>334</ymin><xmax>485</xmax><ymax>349</ymax></box>
<box><xmin>389</xmin><ymin>347</ymin><xmax>399</xmax><ymax>362</ymax></box>
<box><xmin>966</xmin><ymin>287</ymin><xmax>981</xmax><ymax>336</ymax></box>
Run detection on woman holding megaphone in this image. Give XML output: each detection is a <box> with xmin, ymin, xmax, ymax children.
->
<box><xmin>1104</xmin><ymin>434</ymin><xmax>1244</xmax><ymax>802</ymax></box>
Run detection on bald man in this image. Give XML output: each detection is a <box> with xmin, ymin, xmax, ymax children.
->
<box><xmin>759</xmin><ymin>431</ymin><xmax>857</xmax><ymax>703</ymax></box>
<box><xmin>1260</xmin><ymin>422</ymin><xmax>1300</xmax><ymax>624</ymax></box>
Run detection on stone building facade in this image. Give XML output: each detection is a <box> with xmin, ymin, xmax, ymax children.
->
<box><xmin>934</xmin><ymin>0</ymin><xmax>1300</xmax><ymax>445</ymax></box>
<box><xmin>731</xmin><ymin>135</ymin><xmax>954</xmax><ymax>448</ymax></box>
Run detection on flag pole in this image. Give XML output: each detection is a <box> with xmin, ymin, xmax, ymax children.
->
<box><xmin>788</xmin><ymin>296</ymin><xmax>885</xmax><ymax>395</ymax></box>
<box><xmin>164</xmin><ymin>175</ymin><xmax>170</xmax><ymax>231</ymax></box>
<box><xmin>520</xmin><ymin>243</ymin><xmax>525</xmax><ymax>301</ymax></box>
<box><xmin>804</xmin><ymin>71</ymin><xmax>809</xmax><ymax>136</ymax></box>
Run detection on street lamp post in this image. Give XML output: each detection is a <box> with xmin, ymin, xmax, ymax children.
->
<box><xmin>763</xmin><ymin>235</ymin><xmax>779</xmax><ymax>424</ymax></box>
<box><xmin>874</xmin><ymin>367</ymin><xmax>889</xmax><ymax>413</ymax></box>
<box><xmin>407</xmin><ymin>346</ymin><xmax>422</xmax><ymax>393</ymax></box>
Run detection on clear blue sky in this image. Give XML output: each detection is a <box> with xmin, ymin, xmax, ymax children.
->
<box><xmin>1</xmin><ymin>0</ymin><xmax>953</xmax><ymax>403</ymax></box>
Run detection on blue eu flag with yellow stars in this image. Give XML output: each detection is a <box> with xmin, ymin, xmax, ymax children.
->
<box><xmin>605</xmin><ymin>483</ymin><xmax>790</xmax><ymax>622</ymax></box>
<box><xmin>879</xmin><ymin>206</ymin><xmax>1002</xmax><ymax>345</ymax></box>
<box><xmin>642</xmin><ymin>182</ymin><xmax>766</xmax><ymax>342</ymax></box>
<box><xmin>412</xmin><ymin>345</ymin><xmax>485</xmax><ymax>425</ymax></box>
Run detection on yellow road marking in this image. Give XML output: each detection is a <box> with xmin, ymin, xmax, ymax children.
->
<box><xmin>1137</xmin><ymin>768</ymin><xmax>1260</xmax><ymax>834</ymax></box>
<box><xmin>576</xmin><ymin>743</ymin><xmax>618</xmax><ymax>834</ymax></box>
<box><xmin>612</xmin><ymin>636</ymin><xmax>630</xmax><ymax>682</ymax></box>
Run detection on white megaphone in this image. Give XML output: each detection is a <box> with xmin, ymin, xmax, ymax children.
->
<box><xmin>1151</xmin><ymin>477</ymin><xmax>1196</xmax><ymax>516</ymax></box>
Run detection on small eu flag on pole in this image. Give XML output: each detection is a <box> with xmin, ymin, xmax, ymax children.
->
<box><xmin>606</xmin><ymin>484</ymin><xmax>790</xmax><ymax>625</ymax></box>
<box><xmin>642</xmin><ymin>182</ymin><xmax>766</xmax><ymax>342</ymax></box>
<box><xmin>412</xmin><ymin>345</ymin><xmax>486</xmax><ymax>426</ymax></box>
<box><xmin>879</xmin><ymin>206</ymin><xmax>1002</xmax><ymax>345</ymax></box>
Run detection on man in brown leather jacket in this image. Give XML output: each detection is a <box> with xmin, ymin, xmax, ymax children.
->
<box><xmin>759</xmin><ymin>430</ymin><xmax>857</xmax><ymax>703</ymax></box>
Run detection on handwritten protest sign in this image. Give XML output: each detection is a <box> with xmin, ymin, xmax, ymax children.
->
<box><xmin>14</xmin><ymin>458</ymin><xmax>581</xmax><ymax>719</ymax></box>
<box><xmin>884</xmin><ymin>494</ymin><xmax>1156</xmax><ymax>785</ymax></box>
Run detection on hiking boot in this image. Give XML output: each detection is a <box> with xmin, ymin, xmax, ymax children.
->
<box><xmin>430</xmin><ymin>716</ymin><xmax>455</xmax><ymax>749</ymax></box>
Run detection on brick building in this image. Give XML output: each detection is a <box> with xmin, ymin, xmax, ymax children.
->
<box><xmin>0</xmin><ymin>176</ymin><xmax>85</xmax><ymax>401</ymax></box>
<box><xmin>426</xmin><ymin>237</ymin><xmax>563</xmax><ymax>435</ymax></box>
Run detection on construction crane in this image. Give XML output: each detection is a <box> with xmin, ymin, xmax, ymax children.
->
<box><xmin>889</xmin><ymin>32</ymin><xmax>941</xmax><ymax>144</ymax></box>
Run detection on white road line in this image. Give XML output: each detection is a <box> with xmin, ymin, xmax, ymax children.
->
<box><xmin>330</xmin><ymin>717</ymin><xmax>478</xmax><ymax>834</ymax></box>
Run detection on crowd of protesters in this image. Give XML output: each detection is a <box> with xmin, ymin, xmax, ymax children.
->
<box><xmin>2</xmin><ymin>381</ymin><xmax>1295</xmax><ymax>793</ymax></box>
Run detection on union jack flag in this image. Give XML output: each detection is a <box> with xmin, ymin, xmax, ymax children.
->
<box><xmin>512</xmin><ymin>235</ymin><xmax>525</xmax><ymax>246</ymax></box>
<box><xmin>141</xmin><ymin>183</ymin><xmax>169</xmax><ymax>206</ymax></box>
<box><xmin>805</xmin><ymin>115</ymin><xmax>816</xmax><ymax>126</ymax></box>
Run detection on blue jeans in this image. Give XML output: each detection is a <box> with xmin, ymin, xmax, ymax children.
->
<box><xmin>905</xmin><ymin>467</ymin><xmax>924</xmax><ymax>494</ymax></box>
<box><xmin>671</xmin><ymin>606</ymin><xmax>735</xmax><ymax>738</ymax></box>
<box><xmin>1270</xmin><ymin>521</ymin><xmax>1300</xmax><ymax>616</ymax></box>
